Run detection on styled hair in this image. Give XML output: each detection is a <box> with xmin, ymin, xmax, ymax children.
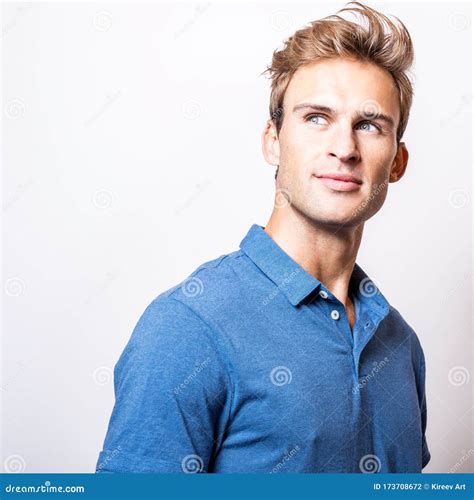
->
<box><xmin>262</xmin><ymin>1</ymin><xmax>415</xmax><ymax>144</ymax></box>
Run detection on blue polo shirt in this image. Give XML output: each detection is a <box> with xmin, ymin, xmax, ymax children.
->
<box><xmin>96</xmin><ymin>224</ymin><xmax>430</xmax><ymax>473</ymax></box>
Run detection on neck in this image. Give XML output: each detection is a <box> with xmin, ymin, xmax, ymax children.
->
<box><xmin>264</xmin><ymin>206</ymin><xmax>364</xmax><ymax>308</ymax></box>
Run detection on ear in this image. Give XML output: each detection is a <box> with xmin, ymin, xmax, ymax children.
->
<box><xmin>261</xmin><ymin>119</ymin><xmax>280</xmax><ymax>167</ymax></box>
<box><xmin>389</xmin><ymin>142</ymin><xmax>409</xmax><ymax>183</ymax></box>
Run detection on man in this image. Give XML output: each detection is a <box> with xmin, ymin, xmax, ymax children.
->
<box><xmin>96</xmin><ymin>1</ymin><xmax>430</xmax><ymax>473</ymax></box>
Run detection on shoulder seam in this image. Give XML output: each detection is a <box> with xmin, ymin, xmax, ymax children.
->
<box><xmin>190</xmin><ymin>250</ymin><xmax>244</xmax><ymax>276</ymax></box>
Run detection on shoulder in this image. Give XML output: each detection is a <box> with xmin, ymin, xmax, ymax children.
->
<box><xmin>387</xmin><ymin>303</ymin><xmax>427</xmax><ymax>369</ymax></box>
<box><xmin>116</xmin><ymin>252</ymin><xmax>247</xmax><ymax>383</ymax></box>
<box><xmin>138</xmin><ymin>249</ymin><xmax>243</xmax><ymax>325</ymax></box>
<box><xmin>113</xmin><ymin>291</ymin><xmax>235</xmax><ymax>398</ymax></box>
<box><xmin>159</xmin><ymin>249</ymin><xmax>248</xmax><ymax>320</ymax></box>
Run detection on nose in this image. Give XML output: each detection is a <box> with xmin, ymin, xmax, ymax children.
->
<box><xmin>327</xmin><ymin>125</ymin><xmax>360</xmax><ymax>163</ymax></box>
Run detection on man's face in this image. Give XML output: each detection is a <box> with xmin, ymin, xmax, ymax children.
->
<box><xmin>263</xmin><ymin>57</ymin><xmax>407</xmax><ymax>229</ymax></box>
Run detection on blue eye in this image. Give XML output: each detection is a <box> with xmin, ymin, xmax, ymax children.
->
<box><xmin>304</xmin><ymin>113</ymin><xmax>381</xmax><ymax>132</ymax></box>
<box><xmin>358</xmin><ymin>121</ymin><xmax>380</xmax><ymax>132</ymax></box>
<box><xmin>305</xmin><ymin>113</ymin><xmax>381</xmax><ymax>132</ymax></box>
<box><xmin>305</xmin><ymin>114</ymin><xmax>328</xmax><ymax>125</ymax></box>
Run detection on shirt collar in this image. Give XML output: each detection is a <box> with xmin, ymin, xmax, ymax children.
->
<box><xmin>239</xmin><ymin>224</ymin><xmax>320</xmax><ymax>306</ymax></box>
<box><xmin>239</xmin><ymin>224</ymin><xmax>389</xmax><ymax>315</ymax></box>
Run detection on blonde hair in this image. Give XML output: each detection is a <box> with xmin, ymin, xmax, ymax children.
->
<box><xmin>262</xmin><ymin>1</ymin><xmax>415</xmax><ymax>143</ymax></box>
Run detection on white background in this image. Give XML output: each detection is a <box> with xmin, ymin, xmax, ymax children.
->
<box><xmin>2</xmin><ymin>1</ymin><xmax>472</xmax><ymax>473</ymax></box>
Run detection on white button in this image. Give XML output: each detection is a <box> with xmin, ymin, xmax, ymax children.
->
<box><xmin>331</xmin><ymin>309</ymin><xmax>340</xmax><ymax>320</ymax></box>
<box><xmin>319</xmin><ymin>290</ymin><xmax>328</xmax><ymax>299</ymax></box>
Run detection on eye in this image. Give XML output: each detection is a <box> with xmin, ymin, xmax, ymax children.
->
<box><xmin>357</xmin><ymin>121</ymin><xmax>380</xmax><ymax>132</ymax></box>
<box><xmin>305</xmin><ymin>113</ymin><xmax>328</xmax><ymax>125</ymax></box>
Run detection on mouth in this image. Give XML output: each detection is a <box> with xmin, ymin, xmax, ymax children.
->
<box><xmin>313</xmin><ymin>174</ymin><xmax>362</xmax><ymax>192</ymax></box>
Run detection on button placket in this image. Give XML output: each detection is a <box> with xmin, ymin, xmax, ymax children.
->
<box><xmin>328</xmin><ymin>304</ymin><xmax>355</xmax><ymax>349</ymax></box>
<box><xmin>307</xmin><ymin>289</ymin><xmax>353</xmax><ymax>350</ymax></box>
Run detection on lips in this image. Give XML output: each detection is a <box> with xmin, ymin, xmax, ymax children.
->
<box><xmin>316</xmin><ymin>173</ymin><xmax>362</xmax><ymax>184</ymax></box>
<box><xmin>313</xmin><ymin>173</ymin><xmax>362</xmax><ymax>192</ymax></box>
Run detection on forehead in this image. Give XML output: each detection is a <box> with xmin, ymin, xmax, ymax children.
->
<box><xmin>283</xmin><ymin>57</ymin><xmax>400</xmax><ymax>121</ymax></box>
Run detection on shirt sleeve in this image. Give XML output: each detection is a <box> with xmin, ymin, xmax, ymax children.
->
<box><xmin>95</xmin><ymin>295</ymin><xmax>234</xmax><ymax>473</ymax></box>
<box><xmin>417</xmin><ymin>350</ymin><xmax>431</xmax><ymax>470</ymax></box>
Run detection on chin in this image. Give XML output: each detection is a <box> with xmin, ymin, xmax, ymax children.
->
<box><xmin>307</xmin><ymin>211</ymin><xmax>364</xmax><ymax>229</ymax></box>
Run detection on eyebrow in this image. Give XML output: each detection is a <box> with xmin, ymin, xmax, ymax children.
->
<box><xmin>292</xmin><ymin>102</ymin><xmax>396</xmax><ymax>129</ymax></box>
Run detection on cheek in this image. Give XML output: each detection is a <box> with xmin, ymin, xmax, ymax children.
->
<box><xmin>365</xmin><ymin>144</ymin><xmax>397</xmax><ymax>177</ymax></box>
<box><xmin>364</xmin><ymin>180</ymin><xmax>390</xmax><ymax>216</ymax></box>
<box><xmin>372</xmin><ymin>164</ymin><xmax>390</xmax><ymax>185</ymax></box>
<box><xmin>280</xmin><ymin>133</ymin><xmax>322</xmax><ymax>173</ymax></box>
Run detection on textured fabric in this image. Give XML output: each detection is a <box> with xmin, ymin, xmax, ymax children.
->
<box><xmin>96</xmin><ymin>224</ymin><xmax>430</xmax><ymax>473</ymax></box>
